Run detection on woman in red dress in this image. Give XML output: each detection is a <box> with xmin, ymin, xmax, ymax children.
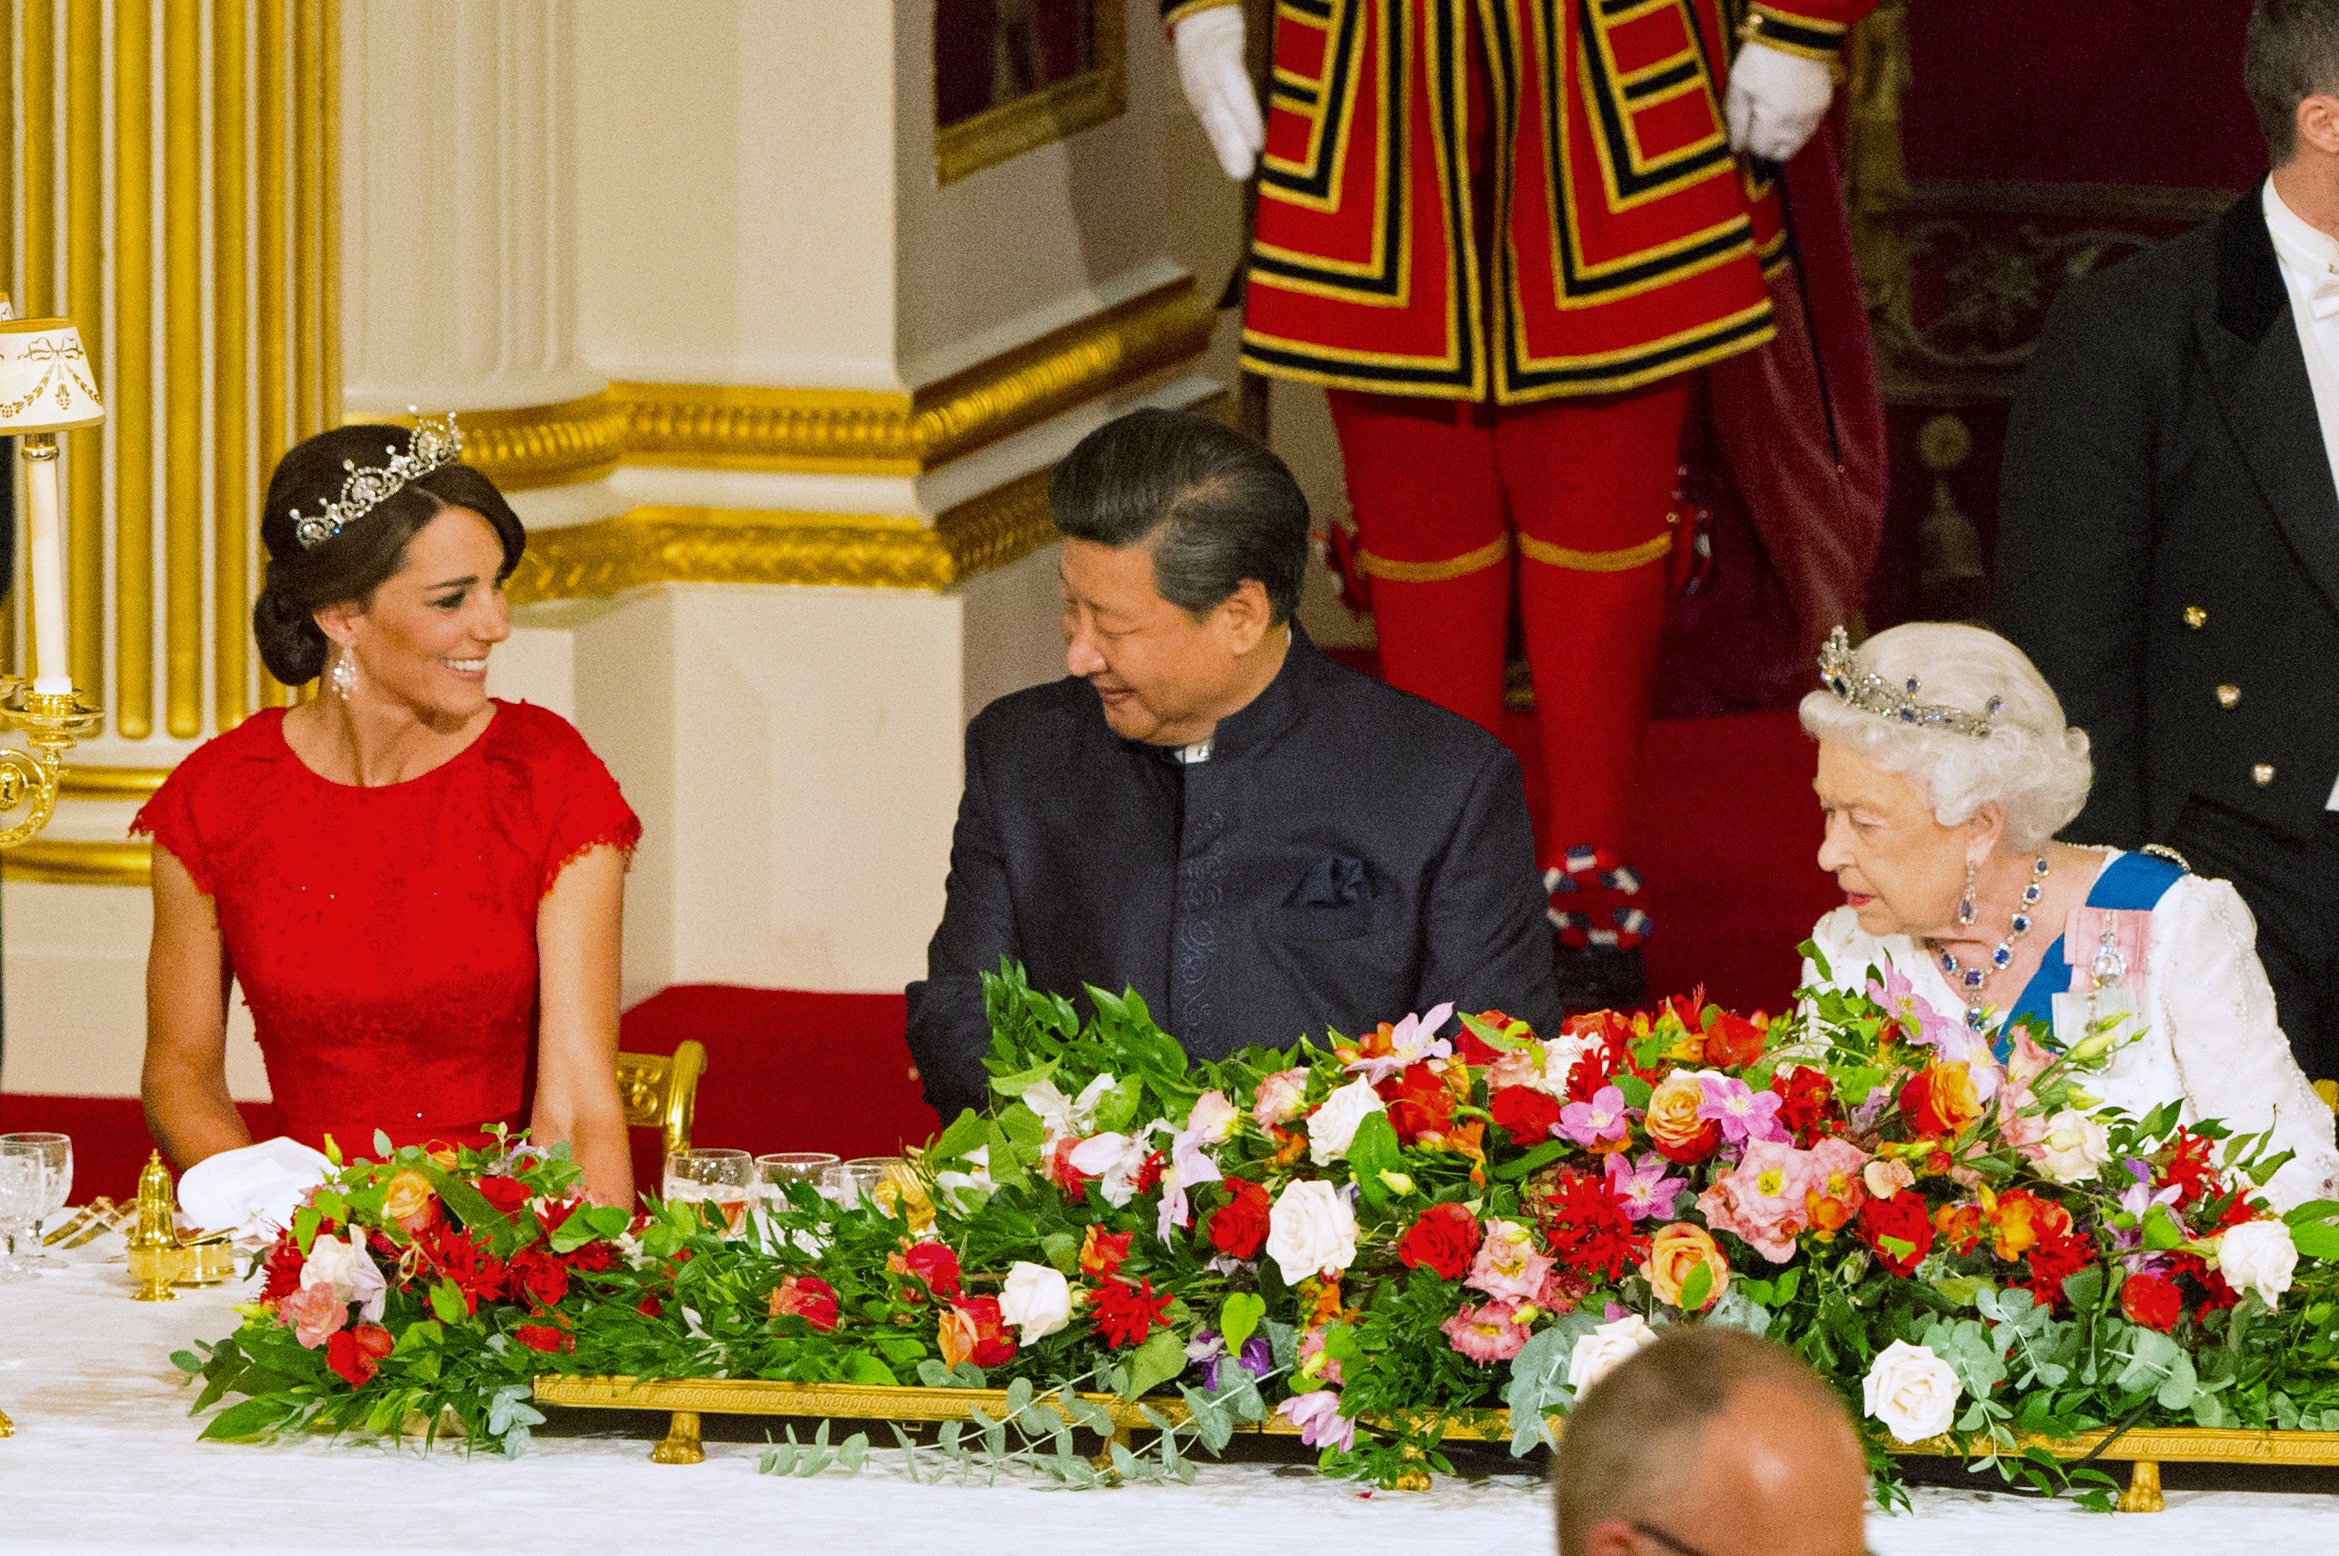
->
<box><xmin>136</xmin><ymin>418</ymin><xmax>640</xmax><ymax>1204</ymax></box>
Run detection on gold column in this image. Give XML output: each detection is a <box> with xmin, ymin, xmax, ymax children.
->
<box><xmin>215</xmin><ymin>0</ymin><xmax>251</xmax><ymax>729</ymax></box>
<box><xmin>292</xmin><ymin>0</ymin><xmax>323</xmax><ymax>441</ymax></box>
<box><xmin>113</xmin><ymin>0</ymin><xmax>155</xmax><ymax>739</ymax></box>
<box><xmin>255</xmin><ymin>0</ymin><xmax>290</xmax><ymax>708</ymax></box>
<box><xmin>0</xmin><ymin>13</ymin><xmax>15</xmax><ymax>678</ymax></box>
<box><xmin>163</xmin><ymin>0</ymin><xmax>202</xmax><ymax>737</ymax></box>
<box><xmin>20</xmin><ymin>1</ymin><xmax>56</xmax><ymax>687</ymax></box>
<box><xmin>21</xmin><ymin>1</ymin><xmax>55</xmax><ymax>318</ymax></box>
<box><xmin>64</xmin><ymin>0</ymin><xmax>102</xmax><ymax>700</ymax></box>
<box><xmin>319</xmin><ymin>0</ymin><xmax>340</xmax><ymax>429</ymax></box>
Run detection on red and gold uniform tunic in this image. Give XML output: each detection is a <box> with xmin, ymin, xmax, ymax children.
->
<box><xmin>1164</xmin><ymin>0</ymin><xmax>1872</xmax><ymax>402</ymax></box>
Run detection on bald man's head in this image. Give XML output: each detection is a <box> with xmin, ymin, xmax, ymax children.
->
<box><xmin>1553</xmin><ymin>1329</ymin><xmax>1869</xmax><ymax>1556</ymax></box>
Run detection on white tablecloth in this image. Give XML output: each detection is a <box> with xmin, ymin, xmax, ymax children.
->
<box><xmin>2</xmin><ymin>1234</ymin><xmax>2331</xmax><ymax>1554</ymax></box>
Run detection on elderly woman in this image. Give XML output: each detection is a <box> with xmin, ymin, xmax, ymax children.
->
<box><xmin>1800</xmin><ymin>622</ymin><xmax>2338</xmax><ymax>1208</ymax></box>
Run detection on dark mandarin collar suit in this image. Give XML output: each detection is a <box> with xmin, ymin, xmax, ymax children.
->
<box><xmin>1998</xmin><ymin>182</ymin><xmax>2339</xmax><ymax>1082</ymax></box>
<box><xmin>906</xmin><ymin>628</ymin><xmax>1559</xmax><ymax>1121</ymax></box>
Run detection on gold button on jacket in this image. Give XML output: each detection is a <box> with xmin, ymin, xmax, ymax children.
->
<box><xmin>2217</xmin><ymin>683</ymin><xmax>2241</xmax><ymax>709</ymax></box>
<box><xmin>2253</xmin><ymin>762</ymin><xmax>2277</xmax><ymax>787</ymax></box>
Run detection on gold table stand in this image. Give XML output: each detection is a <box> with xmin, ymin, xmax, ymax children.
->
<box><xmin>532</xmin><ymin>1375</ymin><xmax>2339</xmax><ymax>1509</ymax></box>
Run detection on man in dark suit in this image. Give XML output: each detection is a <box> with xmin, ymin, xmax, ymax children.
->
<box><xmin>906</xmin><ymin>407</ymin><xmax>1559</xmax><ymax>1121</ymax></box>
<box><xmin>1999</xmin><ymin>0</ymin><xmax>2339</xmax><ymax>1083</ymax></box>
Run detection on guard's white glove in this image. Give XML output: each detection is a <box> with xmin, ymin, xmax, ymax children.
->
<box><xmin>1173</xmin><ymin>6</ymin><xmax>1265</xmax><ymax>182</ymax></box>
<box><xmin>1724</xmin><ymin>40</ymin><xmax>1836</xmax><ymax>163</ymax></box>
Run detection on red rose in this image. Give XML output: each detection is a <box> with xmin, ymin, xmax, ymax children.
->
<box><xmin>1205</xmin><ymin>1178</ymin><xmax>1271</xmax><ymax>1260</ymax></box>
<box><xmin>1700</xmin><ymin>1012</ymin><xmax>1768</xmax><ymax>1069</ymax></box>
<box><xmin>938</xmin><ymin>1295</ymin><xmax>1018</xmax><ymax>1368</ymax></box>
<box><xmin>891</xmin><ymin>1240</ymin><xmax>962</xmax><ymax>1301</ymax></box>
<box><xmin>1079</xmin><ymin>1225</ymin><xmax>1133</xmax><ymax>1280</ymax></box>
<box><xmin>1489</xmin><ymin>1086</ymin><xmax>1562</xmax><ymax>1145</ymax></box>
<box><xmin>1396</xmin><ymin>1201</ymin><xmax>1484</xmax><ymax>1281</ymax></box>
<box><xmin>564</xmin><ymin>1239</ymin><xmax>616</xmax><ymax>1275</ymax></box>
<box><xmin>473</xmin><ymin>1175</ymin><xmax>532</xmax><ymax>1216</ymax></box>
<box><xmin>1090</xmin><ymin>1277</ymin><xmax>1171</xmax><ymax>1349</ymax></box>
<box><xmin>514</xmin><ymin>1323</ymin><xmax>572</xmax><ymax>1354</ymax></box>
<box><xmin>325</xmin><ymin>1322</ymin><xmax>394</xmax><ymax>1388</ymax></box>
<box><xmin>2120</xmin><ymin>1272</ymin><xmax>2182</xmax><ymax>1332</ymax></box>
<box><xmin>1380</xmin><ymin>1062</ymin><xmax>1456</xmax><ymax>1145</ymax></box>
<box><xmin>506</xmin><ymin>1246</ymin><xmax>572</xmax><ymax>1311</ymax></box>
<box><xmin>1856</xmin><ymin>1192</ymin><xmax>1935</xmax><ymax>1276</ymax></box>
<box><xmin>769</xmin><ymin>1274</ymin><xmax>841</xmax><ymax>1332</ymax></box>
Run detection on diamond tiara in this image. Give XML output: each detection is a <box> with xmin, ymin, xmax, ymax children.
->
<box><xmin>289</xmin><ymin>409</ymin><xmax>465</xmax><ymax>550</ymax></box>
<box><xmin>1816</xmin><ymin>626</ymin><xmax>2001</xmax><ymax>738</ymax></box>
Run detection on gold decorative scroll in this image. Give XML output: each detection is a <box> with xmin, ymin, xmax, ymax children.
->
<box><xmin>443</xmin><ymin>395</ymin><xmax>630</xmax><ymax>492</ymax></box>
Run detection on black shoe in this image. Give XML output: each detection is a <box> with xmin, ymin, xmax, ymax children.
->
<box><xmin>1553</xmin><ymin>943</ymin><xmax>1647</xmax><ymax>1015</ymax></box>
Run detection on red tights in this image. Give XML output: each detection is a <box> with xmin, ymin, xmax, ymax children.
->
<box><xmin>1326</xmin><ymin>383</ymin><xmax>1690</xmax><ymax>870</ymax></box>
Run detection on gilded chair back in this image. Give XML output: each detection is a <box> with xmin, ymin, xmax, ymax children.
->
<box><xmin>614</xmin><ymin>1041</ymin><xmax>709</xmax><ymax>1160</ymax></box>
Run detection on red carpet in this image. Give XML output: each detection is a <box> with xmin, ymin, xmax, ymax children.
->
<box><xmin>4</xmin><ymin>708</ymin><xmax>1836</xmax><ymax>1201</ymax></box>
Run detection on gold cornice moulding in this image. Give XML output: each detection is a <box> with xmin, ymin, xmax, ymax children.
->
<box><xmin>0</xmin><ymin>838</ymin><xmax>152</xmax><ymax>887</ymax></box>
<box><xmin>505</xmin><ymin>467</ymin><xmax>1058</xmax><ymax>603</ymax></box>
<box><xmin>416</xmin><ymin>276</ymin><xmax>1212</xmax><ymax>489</ymax></box>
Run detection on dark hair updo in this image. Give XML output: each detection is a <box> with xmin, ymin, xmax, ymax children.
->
<box><xmin>253</xmin><ymin>423</ymin><xmax>527</xmax><ymax>684</ymax></box>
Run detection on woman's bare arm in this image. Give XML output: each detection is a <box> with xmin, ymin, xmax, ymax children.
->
<box><xmin>141</xmin><ymin>848</ymin><xmax>252</xmax><ymax>1168</ymax></box>
<box><xmin>531</xmin><ymin>845</ymin><xmax>635</xmax><ymax>1207</ymax></box>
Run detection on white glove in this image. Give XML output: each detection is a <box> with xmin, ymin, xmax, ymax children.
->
<box><xmin>1173</xmin><ymin>6</ymin><xmax>1265</xmax><ymax>182</ymax></box>
<box><xmin>1724</xmin><ymin>40</ymin><xmax>1836</xmax><ymax>163</ymax></box>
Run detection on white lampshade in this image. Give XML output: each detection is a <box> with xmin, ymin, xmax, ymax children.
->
<box><xmin>0</xmin><ymin>317</ymin><xmax>105</xmax><ymax>433</ymax></box>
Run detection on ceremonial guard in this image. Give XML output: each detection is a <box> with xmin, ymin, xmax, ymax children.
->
<box><xmin>1165</xmin><ymin>0</ymin><xmax>1875</xmax><ymax>1002</ymax></box>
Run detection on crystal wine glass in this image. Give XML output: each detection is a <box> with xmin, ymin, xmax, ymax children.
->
<box><xmin>1</xmin><ymin>1133</ymin><xmax>70</xmax><ymax>1265</ymax></box>
<box><xmin>663</xmin><ymin>1147</ymin><xmax>753</xmax><ymax>1235</ymax></box>
<box><xmin>754</xmin><ymin>1152</ymin><xmax>840</xmax><ymax>1204</ymax></box>
<box><xmin>0</xmin><ymin>1142</ymin><xmax>43</xmax><ymax>1283</ymax></box>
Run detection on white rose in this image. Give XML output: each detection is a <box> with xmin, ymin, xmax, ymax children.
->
<box><xmin>1861</xmin><ymin>1339</ymin><xmax>1962</xmax><ymax>1443</ymax></box>
<box><xmin>998</xmin><ymin>1260</ymin><xmax>1073</xmax><ymax>1341</ymax></box>
<box><xmin>2035</xmin><ymin>1109</ymin><xmax>2110</xmax><ymax>1184</ymax></box>
<box><xmin>1567</xmin><ymin>1315</ymin><xmax>1660</xmax><ymax>1393</ymax></box>
<box><xmin>299</xmin><ymin>1228</ymin><xmax>386</xmax><ymax>1322</ymax></box>
<box><xmin>1305</xmin><ymin>1077</ymin><xmax>1388</xmax><ymax>1166</ymax></box>
<box><xmin>2213</xmin><ymin>1220</ymin><xmax>2299</xmax><ymax>1310</ymax></box>
<box><xmin>1265</xmin><ymin>1179</ymin><xmax>1359</xmax><ymax>1285</ymax></box>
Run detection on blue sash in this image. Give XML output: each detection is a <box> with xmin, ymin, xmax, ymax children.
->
<box><xmin>1999</xmin><ymin>851</ymin><xmax>2185</xmax><ymax>1055</ymax></box>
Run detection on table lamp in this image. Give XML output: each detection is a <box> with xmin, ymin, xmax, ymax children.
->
<box><xmin>0</xmin><ymin>314</ymin><xmax>106</xmax><ymax>848</ymax></box>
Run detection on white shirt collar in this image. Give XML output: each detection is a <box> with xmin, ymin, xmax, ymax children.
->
<box><xmin>2264</xmin><ymin>178</ymin><xmax>2339</xmax><ymax>287</ymax></box>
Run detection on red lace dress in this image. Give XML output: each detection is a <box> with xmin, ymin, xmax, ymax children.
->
<box><xmin>133</xmin><ymin>700</ymin><xmax>641</xmax><ymax>1154</ymax></box>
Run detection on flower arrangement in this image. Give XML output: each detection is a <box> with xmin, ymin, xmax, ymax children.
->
<box><xmin>182</xmin><ymin>958</ymin><xmax>2339</xmax><ymax>1502</ymax></box>
<box><xmin>175</xmin><ymin>1134</ymin><xmax>634</xmax><ymax>1453</ymax></box>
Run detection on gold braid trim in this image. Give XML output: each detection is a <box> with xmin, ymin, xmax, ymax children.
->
<box><xmin>1517</xmin><ymin>532</ymin><xmax>1674</xmax><ymax>573</ymax></box>
<box><xmin>1357</xmin><ymin>535</ymin><xmax>1512</xmax><ymax>583</ymax></box>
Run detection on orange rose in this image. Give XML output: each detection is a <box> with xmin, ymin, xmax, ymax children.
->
<box><xmin>381</xmin><ymin>1170</ymin><xmax>439</xmax><ymax>1232</ymax></box>
<box><xmin>1898</xmin><ymin>1062</ymin><xmax>1981</xmax><ymax>1139</ymax></box>
<box><xmin>1641</xmin><ymin>1222</ymin><xmax>1729</xmax><ymax>1311</ymax></box>
<box><xmin>1643</xmin><ymin>1072</ymin><xmax>1721</xmax><ymax>1163</ymax></box>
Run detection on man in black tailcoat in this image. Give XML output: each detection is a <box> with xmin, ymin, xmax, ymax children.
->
<box><xmin>906</xmin><ymin>407</ymin><xmax>1559</xmax><ymax>1122</ymax></box>
<box><xmin>1999</xmin><ymin>0</ymin><xmax>2339</xmax><ymax>1083</ymax></box>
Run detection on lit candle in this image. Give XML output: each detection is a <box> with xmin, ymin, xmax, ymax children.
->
<box><xmin>23</xmin><ymin>440</ymin><xmax>71</xmax><ymax>697</ymax></box>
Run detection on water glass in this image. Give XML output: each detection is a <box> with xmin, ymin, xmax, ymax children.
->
<box><xmin>0</xmin><ymin>1141</ymin><xmax>42</xmax><ymax>1283</ymax></box>
<box><xmin>755</xmin><ymin>1152</ymin><xmax>840</xmax><ymax>1205</ymax></box>
<box><xmin>1</xmin><ymin>1132</ymin><xmax>71</xmax><ymax>1264</ymax></box>
<box><xmin>819</xmin><ymin>1159</ymin><xmax>891</xmax><ymax>1209</ymax></box>
<box><xmin>663</xmin><ymin>1147</ymin><xmax>753</xmax><ymax>1235</ymax></box>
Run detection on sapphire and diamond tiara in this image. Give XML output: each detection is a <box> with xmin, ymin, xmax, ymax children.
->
<box><xmin>290</xmin><ymin>409</ymin><xmax>464</xmax><ymax>550</ymax></box>
<box><xmin>1816</xmin><ymin>626</ymin><xmax>2001</xmax><ymax>739</ymax></box>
